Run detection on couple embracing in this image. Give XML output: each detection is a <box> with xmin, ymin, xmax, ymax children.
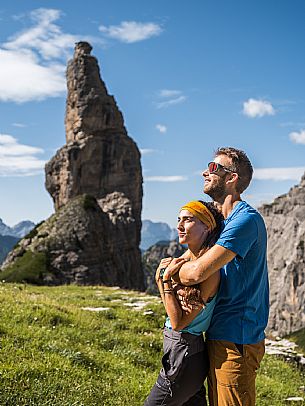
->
<box><xmin>144</xmin><ymin>147</ymin><xmax>269</xmax><ymax>406</ymax></box>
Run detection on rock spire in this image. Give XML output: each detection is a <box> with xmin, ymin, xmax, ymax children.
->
<box><xmin>2</xmin><ymin>42</ymin><xmax>144</xmax><ymax>290</ymax></box>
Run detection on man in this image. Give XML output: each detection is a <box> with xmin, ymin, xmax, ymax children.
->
<box><xmin>163</xmin><ymin>147</ymin><xmax>269</xmax><ymax>405</ymax></box>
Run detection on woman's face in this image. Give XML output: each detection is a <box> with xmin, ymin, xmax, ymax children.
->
<box><xmin>177</xmin><ymin>209</ymin><xmax>209</xmax><ymax>247</ymax></box>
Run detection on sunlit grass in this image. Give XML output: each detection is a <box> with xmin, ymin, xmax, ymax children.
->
<box><xmin>287</xmin><ymin>327</ymin><xmax>305</xmax><ymax>354</ymax></box>
<box><xmin>0</xmin><ymin>283</ymin><xmax>303</xmax><ymax>405</ymax></box>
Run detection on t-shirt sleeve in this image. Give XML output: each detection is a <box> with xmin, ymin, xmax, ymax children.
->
<box><xmin>216</xmin><ymin>214</ymin><xmax>257</xmax><ymax>259</ymax></box>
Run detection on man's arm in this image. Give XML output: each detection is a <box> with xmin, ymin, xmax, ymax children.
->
<box><xmin>163</xmin><ymin>244</ymin><xmax>236</xmax><ymax>286</ymax></box>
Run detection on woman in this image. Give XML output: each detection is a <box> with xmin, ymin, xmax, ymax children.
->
<box><xmin>144</xmin><ymin>200</ymin><xmax>223</xmax><ymax>406</ymax></box>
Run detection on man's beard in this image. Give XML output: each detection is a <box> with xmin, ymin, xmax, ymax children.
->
<box><xmin>204</xmin><ymin>176</ymin><xmax>226</xmax><ymax>202</ymax></box>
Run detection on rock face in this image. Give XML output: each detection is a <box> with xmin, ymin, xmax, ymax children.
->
<box><xmin>2</xmin><ymin>42</ymin><xmax>144</xmax><ymax>290</ymax></box>
<box><xmin>2</xmin><ymin>195</ymin><xmax>144</xmax><ymax>288</ymax></box>
<box><xmin>259</xmin><ymin>173</ymin><xmax>305</xmax><ymax>336</ymax></box>
<box><xmin>142</xmin><ymin>240</ymin><xmax>186</xmax><ymax>294</ymax></box>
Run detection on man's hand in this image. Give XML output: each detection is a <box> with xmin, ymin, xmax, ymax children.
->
<box><xmin>163</xmin><ymin>257</ymin><xmax>189</xmax><ymax>281</ymax></box>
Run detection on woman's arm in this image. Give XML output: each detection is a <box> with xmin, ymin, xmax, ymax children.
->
<box><xmin>155</xmin><ymin>257</ymin><xmax>173</xmax><ymax>308</ymax></box>
<box><xmin>199</xmin><ymin>270</ymin><xmax>220</xmax><ymax>303</ymax></box>
<box><xmin>162</xmin><ymin>279</ymin><xmax>203</xmax><ymax>331</ymax></box>
<box><xmin>171</xmin><ymin>266</ymin><xmax>220</xmax><ymax>314</ymax></box>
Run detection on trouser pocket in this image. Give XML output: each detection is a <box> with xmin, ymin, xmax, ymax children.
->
<box><xmin>161</xmin><ymin>339</ymin><xmax>188</xmax><ymax>382</ymax></box>
<box><xmin>161</xmin><ymin>328</ymin><xmax>205</xmax><ymax>382</ymax></box>
<box><xmin>161</xmin><ymin>331</ymin><xmax>188</xmax><ymax>382</ymax></box>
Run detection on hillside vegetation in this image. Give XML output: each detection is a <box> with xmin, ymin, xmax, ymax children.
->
<box><xmin>0</xmin><ymin>283</ymin><xmax>303</xmax><ymax>405</ymax></box>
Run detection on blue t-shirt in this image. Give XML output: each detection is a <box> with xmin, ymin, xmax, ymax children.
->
<box><xmin>165</xmin><ymin>295</ymin><xmax>217</xmax><ymax>336</ymax></box>
<box><xmin>207</xmin><ymin>201</ymin><xmax>269</xmax><ymax>344</ymax></box>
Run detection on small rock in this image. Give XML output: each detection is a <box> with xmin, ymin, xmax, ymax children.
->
<box><xmin>285</xmin><ymin>397</ymin><xmax>304</xmax><ymax>402</ymax></box>
<box><xmin>81</xmin><ymin>307</ymin><xmax>110</xmax><ymax>312</ymax></box>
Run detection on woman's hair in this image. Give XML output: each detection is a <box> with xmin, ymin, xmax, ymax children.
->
<box><xmin>197</xmin><ymin>201</ymin><xmax>224</xmax><ymax>249</ymax></box>
<box><xmin>182</xmin><ymin>201</ymin><xmax>224</xmax><ymax>306</ymax></box>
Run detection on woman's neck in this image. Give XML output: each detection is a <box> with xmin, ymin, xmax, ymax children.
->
<box><xmin>188</xmin><ymin>244</ymin><xmax>205</xmax><ymax>260</ymax></box>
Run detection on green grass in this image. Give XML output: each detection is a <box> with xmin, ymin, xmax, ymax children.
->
<box><xmin>0</xmin><ymin>283</ymin><xmax>303</xmax><ymax>405</ymax></box>
<box><xmin>0</xmin><ymin>251</ymin><xmax>50</xmax><ymax>284</ymax></box>
<box><xmin>287</xmin><ymin>328</ymin><xmax>305</xmax><ymax>355</ymax></box>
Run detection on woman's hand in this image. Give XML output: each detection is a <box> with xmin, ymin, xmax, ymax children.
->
<box><xmin>155</xmin><ymin>257</ymin><xmax>173</xmax><ymax>283</ymax></box>
<box><xmin>163</xmin><ymin>257</ymin><xmax>189</xmax><ymax>281</ymax></box>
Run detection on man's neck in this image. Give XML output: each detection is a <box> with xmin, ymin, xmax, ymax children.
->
<box><xmin>218</xmin><ymin>194</ymin><xmax>242</xmax><ymax>219</ymax></box>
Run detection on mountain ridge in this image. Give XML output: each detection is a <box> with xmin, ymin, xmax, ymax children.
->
<box><xmin>141</xmin><ymin>219</ymin><xmax>177</xmax><ymax>250</ymax></box>
<box><xmin>0</xmin><ymin>218</ymin><xmax>35</xmax><ymax>238</ymax></box>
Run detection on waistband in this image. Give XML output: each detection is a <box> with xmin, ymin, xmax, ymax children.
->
<box><xmin>163</xmin><ymin>326</ymin><xmax>205</xmax><ymax>356</ymax></box>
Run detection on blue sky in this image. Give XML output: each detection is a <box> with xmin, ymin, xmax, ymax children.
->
<box><xmin>1</xmin><ymin>0</ymin><xmax>305</xmax><ymax>228</ymax></box>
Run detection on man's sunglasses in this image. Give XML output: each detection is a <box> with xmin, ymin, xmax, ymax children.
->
<box><xmin>207</xmin><ymin>161</ymin><xmax>235</xmax><ymax>175</ymax></box>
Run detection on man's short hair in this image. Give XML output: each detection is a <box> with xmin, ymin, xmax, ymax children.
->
<box><xmin>215</xmin><ymin>147</ymin><xmax>253</xmax><ymax>193</ymax></box>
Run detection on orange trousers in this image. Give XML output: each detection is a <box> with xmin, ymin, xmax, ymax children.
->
<box><xmin>207</xmin><ymin>339</ymin><xmax>265</xmax><ymax>406</ymax></box>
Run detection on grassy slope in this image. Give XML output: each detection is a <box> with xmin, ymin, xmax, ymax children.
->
<box><xmin>287</xmin><ymin>328</ymin><xmax>305</xmax><ymax>355</ymax></box>
<box><xmin>0</xmin><ymin>283</ymin><xmax>303</xmax><ymax>405</ymax></box>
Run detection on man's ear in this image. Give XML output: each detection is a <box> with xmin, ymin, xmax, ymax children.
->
<box><xmin>225</xmin><ymin>172</ymin><xmax>239</xmax><ymax>185</ymax></box>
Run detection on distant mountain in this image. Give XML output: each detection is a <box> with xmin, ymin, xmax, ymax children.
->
<box><xmin>11</xmin><ymin>221</ymin><xmax>36</xmax><ymax>238</ymax></box>
<box><xmin>0</xmin><ymin>218</ymin><xmax>35</xmax><ymax>238</ymax></box>
<box><xmin>0</xmin><ymin>235</ymin><xmax>19</xmax><ymax>264</ymax></box>
<box><xmin>141</xmin><ymin>220</ymin><xmax>177</xmax><ymax>250</ymax></box>
<box><xmin>0</xmin><ymin>219</ymin><xmax>12</xmax><ymax>236</ymax></box>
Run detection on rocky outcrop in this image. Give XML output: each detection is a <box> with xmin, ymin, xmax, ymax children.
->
<box><xmin>2</xmin><ymin>195</ymin><xmax>143</xmax><ymax>288</ymax></box>
<box><xmin>143</xmin><ymin>240</ymin><xmax>186</xmax><ymax>294</ymax></box>
<box><xmin>1</xmin><ymin>42</ymin><xmax>144</xmax><ymax>290</ymax></box>
<box><xmin>259</xmin><ymin>173</ymin><xmax>305</xmax><ymax>336</ymax></box>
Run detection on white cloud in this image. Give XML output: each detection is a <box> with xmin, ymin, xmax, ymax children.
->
<box><xmin>4</xmin><ymin>9</ymin><xmax>77</xmax><ymax>60</ymax></box>
<box><xmin>159</xmin><ymin>89</ymin><xmax>182</xmax><ymax>98</ymax></box>
<box><xmin>99</xmin><ymin>21</ymin><xmax>162</xmax><ymax>43</ymax></box>
<box><xmin>0</xmin><ymin>48</ymin><xmax>65</xmax><ymax>102</ymax></box>
<box><xmin>156</xmin><ymin>124</ymin><xmax>167</xmax><ymax>133</ymax></box>
<box><xmin>289</xmin><ymin>130</ymin><xmax>305</xmax><ymax>145</ymax></box>
<box><xmin>140</xmin><ymin>148</ymin><xmax>157</xmax><ymax>155</ymax></box>
<box><xmin>0</xmin><ymin>134</ymin><xmax>45</xmax><ymax>176</ymax></box>
<box><xmin>156</xmin><ymin>96</ymin><xmax>187</xmax><ymax>109</ymax></box>
<box><xmin>0</xmin><ymin>8</ymin><xmax>91</xmax><ymax>103</ymax></box>
<box><xmin>12</xmin><ymin>123</ymin><xmax>27</xmax><ymax>128</ymax></box>
<box><xmin>243</xmin><ymin>98</ymin><xmax>275</xmax><ymax>118</ymax></box>
<box><xmin>253</xmin><ymin>167</ymin><xmax>305</xmax><ymax>181</ymax></box>
<box><xmin>157</xmin><ymin>96</ymin><xmax>186</xmax><ymax>109</ymax></box>
<box><xmin>145</xmin><ymin>175</ymin><xmax>187</xmax><ymax>182</ymax></box>
<box><xmin>155</xmin><ymin>89</ymin><xmax>187</xmax><ymax>109</ymax></box>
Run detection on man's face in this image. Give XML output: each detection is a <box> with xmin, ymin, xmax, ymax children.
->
<box><xmin>202</xmin><ymin>154</ymin><xmax>232</xmax><ymax>201</ymax></box>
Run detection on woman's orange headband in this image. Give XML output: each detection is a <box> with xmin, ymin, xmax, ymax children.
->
<box><xmin>180</xmin><ymin>201</ymin><xmax>216</xmax><ymax>231</ymax></box>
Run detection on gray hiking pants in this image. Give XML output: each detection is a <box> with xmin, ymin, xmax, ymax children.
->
<box><xmin>144</xmin><ymin>328</ymin><xmax>208</xmax><ymax>406</ymax></box>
